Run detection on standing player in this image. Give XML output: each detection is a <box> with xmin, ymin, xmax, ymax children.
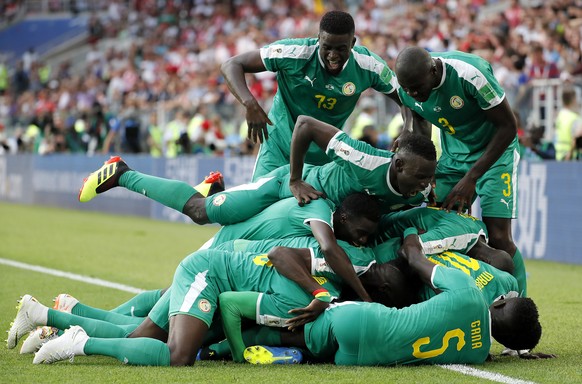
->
<box><xmin>221</xmin><ymin>10</ymin><xmax>404</xmax><ymax>180</ymax></box>
<box><xmin>393</xmin><ymin>47</ymin><xmax>527</xmax><ymax>295</ymax></box>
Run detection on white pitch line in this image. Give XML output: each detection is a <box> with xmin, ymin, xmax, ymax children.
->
<box><xmin>1</xmin><ymin>257</ymin><xmax>535</xmax><ymax>384</ymax></box>
<box><xmin>0</xmin><ymin>258</ymin><xmax>145</xmax><ymax>294</ymax></box>
<box><xmin>440</xmin><ymin>364</ymin><xmax>536</xmax><ymax>384</ymax></box>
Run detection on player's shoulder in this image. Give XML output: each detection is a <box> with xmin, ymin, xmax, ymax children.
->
<box><xmin>271</xmin><ymin>37</ymin><xmax>317</xmax><ymax>46</ymax></box>
<box><xmin>352</xmin><ymin>45</ymin><xmax>389</xmax><ymax>67</ymax></box>
<box><xmin>432</xmin><ymin>50</ymin><xmax>491</xmax><ymax>72</ymax></box>
<box><xmin>262</xmin><ymin>37</ymin><xmax>318</xmax><ymax>60</ymax></box>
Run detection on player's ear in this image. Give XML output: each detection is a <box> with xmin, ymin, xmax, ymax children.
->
<box><xmin>351</xmin><ymin>36</ymin><xmax>356</xmax><ymax>47</ymax></box>
<box><xmin>340</xmin><ymin>212</ymin><xmax>348</xmax><ymax>223</ymax></box>
<box><xmin>394</xmin><ymin>156</ymin><xmax>405</xmax><ymax>172</ymax></box>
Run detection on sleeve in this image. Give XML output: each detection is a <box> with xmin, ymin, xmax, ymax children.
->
<box><xmin>219</xmin><ymin>291</ymin><xmax>261</xmax><ymax>363</ymax></box>
<box><xmin>312</xmin><ymin>240</ymin><xmax>377</xmax><ymax>277</ymax></box>
<box><xmin>259</xmin><ymin>38</ymin><xmax>314</xmax><ymax>73</ymax></box>
<box><xmin>353</xmin><ymin>47</ymin><xmax>398</xmax><ymax>95</ymax></box>
<box><xmin>468</xmin><ymin>58</ymin><xmax>505</xmax><ymax>110</ymax></box>
<box><xmin>325</xmin><ymin>131</ymin><xmax>392</xmax><ymax>183</ymax></box>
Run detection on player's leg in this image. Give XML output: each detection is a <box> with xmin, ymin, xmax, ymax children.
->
<box><xmin>466</xmin><ymin>236</ymin><xmax>514</xmax><ymax>274</ymax></box>
<box><xmin>78</xmin><ymin>157</ymin><xmax>219</xmax><ymax>224</ymax></box>
<box><xmin>7</xmin><ymin>295</ymin><xmax>137</xmax><ymax>350</ymax></box>
<box><xmin>167</xmin><ymin>314</ymin><xmax>208</xmax><ymax>366</ymax></box>
<box><xmin>53</xmin><ymin>293</ymin><xmax>145</xmax><ymax>325</ymax></box>
<box><xmin>201</xmin><ymin>174</ymin><xmax>283</xmax><ymax>225</ymax></box>
<box><xmin>108</xmin><ymin>288</ymin><xmax>166</xmax><ymax>317</ymax></box>
<box><xmin>34</xmin><ymin>323</ymin><xmax>172</xmax><ymax>365</ymax></box>
<box><xmin>477</xmin><ymin>149</ymin><xmax>526</xmax><ymax>296</ymax></box>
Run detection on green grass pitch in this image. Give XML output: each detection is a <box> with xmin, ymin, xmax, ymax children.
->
<box><xmin>0</xmin><ymin>202</ymin><xmax>580</xmax><ymax>383</ymax></box>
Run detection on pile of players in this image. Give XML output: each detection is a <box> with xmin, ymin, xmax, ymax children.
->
<box><xmin>7</xmin><ymin>11</ymin><xmax>554</xmax><ymax>367</ymax></box>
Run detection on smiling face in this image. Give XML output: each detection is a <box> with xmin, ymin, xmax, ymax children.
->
<box><xmin>393</xmin><ymin>153</ymin><xmax>436</xmax><ymax>198</ymax></box>
<box><xmin>318</xmin><ymin>31</ymin><xmax>355</xmax><ymax>76</ymax></box>
<box><xmin>334</xmin><ymin>214</ymin><xmax>378</xmax><ymax>247</ymax></box>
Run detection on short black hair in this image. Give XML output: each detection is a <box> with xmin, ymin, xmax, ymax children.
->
<box><xmin>397</xmin><ymin>134</ymin><xmax>437</xmax><ymax>162</ymax></box>
<box><xmin>337</xmin><ymin>192</ymin><xmax>381</xmax><ymax>222</ymax></box>
<box><xmin>494</xmin><ymin>297</ymin><xmax>542</xmax><ymax>350</ymax></box>
<box><xmin>319</xmin><ymin>10</ymin><xmax>355</xmax><ymax>36</ymax></box>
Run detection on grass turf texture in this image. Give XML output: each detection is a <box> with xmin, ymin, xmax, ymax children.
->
<box><xmin>1</xmin><ymin>202</ymin><xmax>581</xmax><ymax>384</ymax></box>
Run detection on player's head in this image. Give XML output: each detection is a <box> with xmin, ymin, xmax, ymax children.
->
<box><xmin>361</xmin><ymin>256</ymin><xmax>421</xmax><ymax>308</ymax></box>
<box><xmin>318</xmin><ymin>10</ymin><xmax>356</xmax><ymax>76</ymax></box>
<box><xmin>395</xmin><ymin>47</ymin><xmax>439</xmax><ymax>102</ymax></box>
<box><xmin>391</xmin><ymin>134</ymin><xmax>436</xmax><ymax>198</ymax></box>
<box><xmin>490</xmin><ymin>297</ymin><xmax>542</xmax><ymax>350</ymax></box>
<box><xmin>334</xmin><ymin>192</ymin><xmax>381</xmax><ymax>247</ymax></box>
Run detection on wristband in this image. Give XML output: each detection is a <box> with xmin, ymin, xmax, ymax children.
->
<box><xmin>312</xmin><ymin>288</ymin><xmax>332</xmax><ymax>303</ymax></box>
<box><xmin>403</xmin><ymin>227</ymin><xmax>419</xmax><ymax>238</ymax></box>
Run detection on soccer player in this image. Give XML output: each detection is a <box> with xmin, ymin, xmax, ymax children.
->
<box><xmin>220</xmin><ymin>10</ymin><xmax>404</xmax><ymax>180</ymax></box>
<box><xmin>242</xmin><ymin>230</ymin><xmax>543</xmax><ymax>366</ymax></box>
<box><xmin>373</xmin><ymin>206</ymin><xmax>514</xmax><ymax>275</ymax></box>
<box><xmin>393</xmin><ymin>46</ymin><xmax>527</xmax><ymax>295</ymax></box>
<box><xmin>15</xmin><ymin>242</ymin><xmax>405</xmax><ymax>366</ymax></box>
<box><xmin>78</xmin><ymin>131</ymin><xmax>434</xmax><ymax>300</ymax></box>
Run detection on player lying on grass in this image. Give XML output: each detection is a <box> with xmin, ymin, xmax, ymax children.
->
<box><xmin>9</xmin><ymin>246</ymin><xmax>412</xmax><ymax>366</ymax></box>
<box><xmin>230</xmin><ymin>230</ymin><xmax>546</xmax><ymax>366</ymax></box>
<box><xmin>13</xmin><ymin>199</ymin><xmax>507</xmax><ymax>355</ymax></box>
<box><xmin>196</xmin><ymin>238</ymin><xmax>532</xmax><ymax>362</ymax></box>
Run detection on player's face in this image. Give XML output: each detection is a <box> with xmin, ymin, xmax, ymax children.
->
<box><xmin>395</xmin><ymin>155</ymin><xmax>435</xmax><ymax>198</ymax></box>
<box><xmin>318</xmin><ymin>31</ymin><xmax>355</xmax><ymax>76</ymax></box>
<box><xmin>335</xmin><ymin>215</ymin><xmax>378</xmax><ymax>247</ymax></box>
<box><xmin>397</xmin><ymin>62</ymin><xmax>437</xmax><ymax>102</ymax></box>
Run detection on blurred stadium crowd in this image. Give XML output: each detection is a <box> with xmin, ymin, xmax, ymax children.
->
<box><xmin>0</xmin><ymin>0</ymin><xmax>581</xmax><ymax>159</ymax></box>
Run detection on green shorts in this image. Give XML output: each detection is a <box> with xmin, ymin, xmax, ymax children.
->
<box><xmin>148</xmin><ymin>288</ymin><xmax>171</xmax><ymax>332</ymax></box>
<box><xmin>167</xmin><ymin>251</ymin><xmax>221</xmax><ymax>328</ymax></box>
<box><xmin>435</xmin><ymin>148</ymin><xmax>519</xmax><ymax>219</ymax></box>
<box><xmin>204</xmin><ymin>174</ymin><xmax>283</xmax><ymax>225</ymax></box>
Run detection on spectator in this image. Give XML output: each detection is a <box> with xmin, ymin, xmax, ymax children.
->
<box><xmin>554</xmin><ymin>87</ymin><xmax>582</xmax><ymax>161</ymax></box>
<box><xmin>350</xmin><ymin>97</ymin><xmax>378</xmax><ymax>141</ymax></box>
<box><xmin>519</xmin><ymin>125</ymin><xmax>556</xmax><ymax>161</ymax></box>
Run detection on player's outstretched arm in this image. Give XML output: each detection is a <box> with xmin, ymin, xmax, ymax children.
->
<box><xmin>221</xmin><ymin>50</ymin><xmax>272</xmax><ymax>143</ymax></box>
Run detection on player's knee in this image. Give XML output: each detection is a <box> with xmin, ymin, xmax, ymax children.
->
<box><xmin>168</xmin><ymin>344</ymin><xmax>196</xmax><ymax>366</ymax></box>
<box><xmin>182</xmin><ymin>197</ymin><xmax>210</xmax><ymax>224</ymax></box>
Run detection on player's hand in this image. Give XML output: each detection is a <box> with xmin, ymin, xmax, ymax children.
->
<box><xmin>397</xmin><ymin>230</ymin><xmax>423</xmax><ymax>263</ymax></box>
<box><xmin>286</xmin><ymin>299</ymin><xmax>329</xmax><ymax>331</ymax></box>
<box><xmin>518</xmin><ymin>351</ymin><xmax>557</xmax><ymax>360</ymax></box>
<box><xmin>245</xmin><ymin>100</ymin><xmax>272</xmax><ymax>144</ymax></box>
<box><xmin>289</xmin><ymin>179</ymin><xmax>326</xmax><ymax>206</ymax></box>
<box><xmin>427</xmin><ymin>179</ymin><xmax>437</xmax><ymax>206</ymax></box>
<box><xmin>441</xmin><ymin>176</ymin><xmax>476</xmax><ymax>214</ymax></box>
